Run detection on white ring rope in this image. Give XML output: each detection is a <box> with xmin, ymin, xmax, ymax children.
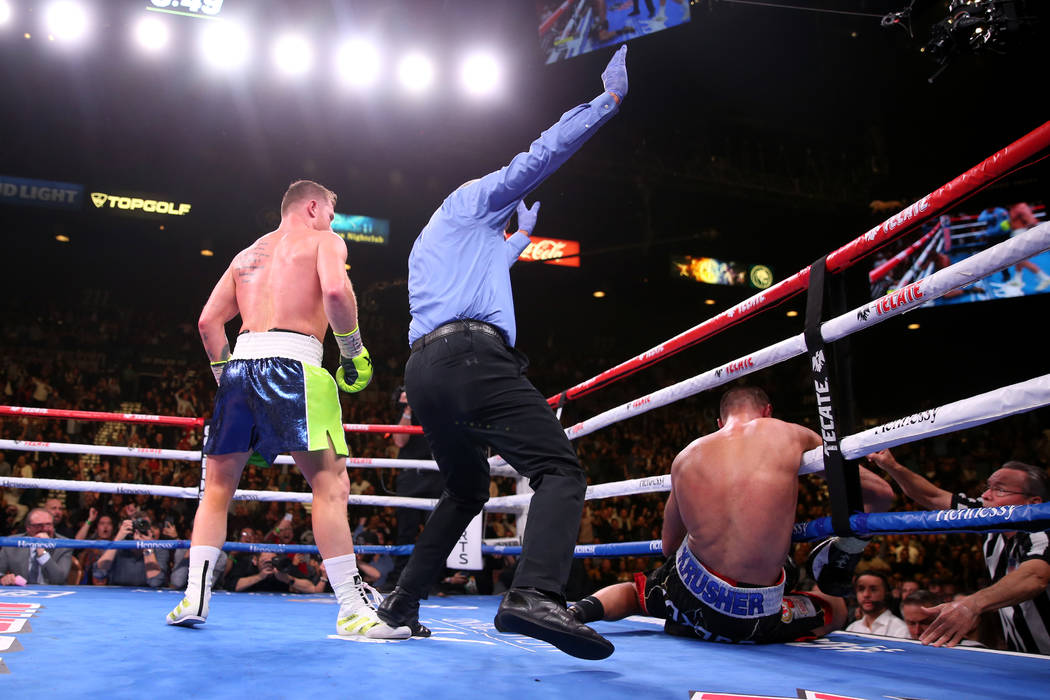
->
<box><xmin>0</xmin><ymin>475</ymin><xmax>441</xmax><ymax>511</ymax></box>
<box><xmin>484</xmin><ymin>222</ymin><xmax>1050</xmax><ymax>467</ymax></box>
<box><xmin>0</xmin><ymin>439</ymin><xmax>519</xmax><ymax>477</ymax></box>
<box><xmin>486</xmin><ymin>373</ymin><xmax>1050</xmax><ymax>510</ymax></box>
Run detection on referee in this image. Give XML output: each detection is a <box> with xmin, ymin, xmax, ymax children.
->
<box><xmin>378</xmin><ymin>46</ymin><xmax>629</xmax><ymax>660</ymax></box>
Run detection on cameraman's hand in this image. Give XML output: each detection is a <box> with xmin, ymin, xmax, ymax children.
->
<box><xmin>274</xmin><ymin>569</ymin><xmax>292</xmax><ymax>584</ymax></box>
<box><xmin>162</xmin><ymin>522</ymin><xmax>178</xmax><ymax>538</ymax></box>
<box><xmin>115</xmin><ymin>520</ymin><xmax>133</xmax><ymax>541</ymax></box>
<box><xmin>132</xmin><ymin>529</ymin><xmax>149</xmax><ymax>541</ymax></box>
<box><xmin>259</xmin><ymin>561</ymin><xmax>276</xmax><ymax>578</ymax></box>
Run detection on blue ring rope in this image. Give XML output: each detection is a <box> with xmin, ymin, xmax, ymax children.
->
<box><xmin>5</xmin><ymin>502</ymin><xmax>1048</xmax><ymax>558</ymax></box>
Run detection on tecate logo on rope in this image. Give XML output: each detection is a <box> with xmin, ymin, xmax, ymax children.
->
<box><xmin>724</xmin><ymin>357</ymin><xmax>755</xmax><ymax>375</ymax></box>
<box><xmin>347</xmin><ymin>458</ymin><xmax>374</xmax><ymax>465</ymax></box>
<box><xmin>883</xmin><ymin>196</ymin><xmax>932</xmax><ymax>233</ymax></box>
<box><xmin>9</xmin><ymin>407</ymin><xmax>48</xmax><ymax>414</ymax></box>
<box><xmin>629</xmin><ymin>396</ymin><xmax>652</xmax><ymax>410</ymax></box>
<box><xmin>725</xmin><ymin>293</ymin><xmax>766</xmax><ymax>319</ymax></box>
<box><xmin>873</xmin><ymin>280</ymin><xmax>926</xmax><ymax>317</ymax></box>
<box><xmin>122</xmin><ymin>413</ymin><xmax>162</xmax><ymax>421</ymax></box>
<box><xmin>641</xmin><ymin>345</ymin><xmax>665</xmax><ymax>361</ymax></box>
<box><xmin>129</xmin><ymin>448</ymin><xmax>163</xmax><ymax>455</ymax></box>
<box><xmin>15</xmin><ymin>441</ymin><xmax>49</xmax><ymax>448</ymax></box>
<box><xmin>638</xmin><ymin>477</ymin><xmax>665</xmax><ymax>489</ymax></box>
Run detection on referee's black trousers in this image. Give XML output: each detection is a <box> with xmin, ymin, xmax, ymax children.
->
<box><xmin>398</xmin><ymin>325</ymin><xmax>587</xmax><ymax>598</ymax></box>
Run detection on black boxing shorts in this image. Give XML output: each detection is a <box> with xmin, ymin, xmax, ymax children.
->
<box><xmin>632</xmin><ymin>541</ymin><xmax>832</xmax><ymax>644</ymax></box>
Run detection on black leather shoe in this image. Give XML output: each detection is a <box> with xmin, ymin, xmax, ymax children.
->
<box><xmin>377</xmin><ymin>587</ymin><xmax>431</xmax><ymax>637</ymax></box>
<box><xmin>805</xmin><ymin>537</ymin><xmax>865</xmax><ymax>598</ymax></box>
<box><xmin>494</xmin><ymin>588</ymin><xmax>614</xmax><ymax>660</ymax></box>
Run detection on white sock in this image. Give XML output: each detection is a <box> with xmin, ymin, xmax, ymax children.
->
<box><xmin>185</xmin><ymin>545</ymin><xmax>220</xmax><ymax>608</ymax></box>
<box><xmin>324</xmin><ymin>553</ymin><xmax>366</xmax><ymax>612</ymax></box>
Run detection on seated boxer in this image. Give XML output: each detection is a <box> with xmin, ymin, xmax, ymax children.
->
<box><xmin>570</xmin><ymin>386</ymin><xmax>894</xmax><ymax>644</ymax></box>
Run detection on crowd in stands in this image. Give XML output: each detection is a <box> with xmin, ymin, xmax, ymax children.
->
<box><xmin>2</xmin><ymin>294</ymin><xmax>1049</xmax><ymax>651</ymax></box>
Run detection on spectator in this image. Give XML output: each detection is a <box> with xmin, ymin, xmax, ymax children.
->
<box><xmin>845</xmin><ymin>572</ymin><xmax>910</xmax><ymax>638</ymax></box>
<box><xmin>0</xmin><ymin>508</ymin><xmax>73</xmax><ymax>585</ymax></box>
<box><xmin>228</xmin><ymin>551</ymin><xmax>315</xmax><ymax>593</ymax></box>
<box><xmin>900</xmin><ymin>589</ymin><xmax>942</xmax><ymax>640</ymax></box>
<box><xmin>868</xmin><ymin>449</ymin><xmax>1050</xmax><ymax>653</ymax></box>
<box><xmin>76</xmin><ymin>512</ymin><xmax>115</xmax><ymax>585</ymax></box>
<box><xmin>93</xmin><ymin>511</ymin><xmax>170</xmax><ymax>588</ymax></box>
<box><xmin>44</xmin><ymin>496</ymin><xmax>73</xmax><ymax>538</ymax></box>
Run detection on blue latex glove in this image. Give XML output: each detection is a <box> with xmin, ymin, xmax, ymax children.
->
<box><xmin>601</xmin><ymin>45</ymin><xmax>628</xmax><ymax>101</ymax></box>
<box><xmin>516</xmin><ymin>200</ymin><xmax>540</xmax><ymax>235</ymax></box>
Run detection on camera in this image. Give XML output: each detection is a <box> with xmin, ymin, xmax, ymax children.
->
<box><xmin>132</xmin><ymin>518</ymin><xmax>152</xmax><ymax>536</ymax></box>
<box><xmin>883</xmin><ymin>0</ymin><xmax>1039</xmax><ymax>81</ymax></box>
<box><xmin>270</xmin><ymin>555</ymin><xmax>295</xmax><ymax>574</ymax></box>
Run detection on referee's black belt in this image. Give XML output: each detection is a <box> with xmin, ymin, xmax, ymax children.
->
<box><xmin>411</xmin><ymin>320</ymin><xmax>506</xmax><ymax>353</ymax></box>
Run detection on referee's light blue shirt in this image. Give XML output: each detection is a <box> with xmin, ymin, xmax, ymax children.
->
<box><xmin>407</xmin><ymin>91</ymin><xmax>621</xmax><ymax>348</ymax></box>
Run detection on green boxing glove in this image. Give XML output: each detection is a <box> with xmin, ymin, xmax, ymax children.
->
<box><xmin>334</xmin><ymin>326</ymin><xmax>373</xmax><ymax>393</ymax></box>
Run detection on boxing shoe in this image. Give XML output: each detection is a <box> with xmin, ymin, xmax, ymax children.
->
<box><xmin>336</xmin><ymin>605</ymin><xmax>411</xmax><ymax>639</ymax></box>
<box><xmin>166</xmin><ymin>594</ymin><xmax>208</xmax><ymax>627</ymax></box>
<box><xmin>494</xmin><ymin>587</ymin><xmax>614</xmax><ymax>660</ymax></box>
<box><xmin>805</xmin><ymin>536</ymin><xmax>867</xmax><ymax>597</ymax></box>
<box><xmin>376</xmin><ymin>586</ymin><xmax>431</xmax><ymax>637</ymax></box>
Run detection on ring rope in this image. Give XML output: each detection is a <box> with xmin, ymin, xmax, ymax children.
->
<box><xmin>488</xmin><ymin>224</ymin><xmax>1050</xmax><ymax>467</ymax></box>
<box><xmin>0</xmin><ymin>405</ymin><xmax>423</xmax><ymax>436</ymax></box>
<box><xmin>544</xmin><ymin>121</ymin><xmax>1050</xmax><ymax>407</ymax></box>
<box><xmin>486</xmin><ymin>373</ymin><xmax>1050</xmax><ymax>510</ymax></box>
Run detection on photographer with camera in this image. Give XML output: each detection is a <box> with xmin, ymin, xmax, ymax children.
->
<box><xmin>93</xmin><ymin>511</ymin><xmax>170</xmax><ymax>588</ymax></box>
<box><xmin>228</xmin><ymin>550</ymin><xmax>315</xmax><ymax>593</ymax></box>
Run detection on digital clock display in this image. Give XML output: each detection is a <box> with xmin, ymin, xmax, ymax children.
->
<box><xmin>147</xmin><ymin>0</ymin><xmax>224</xmax><ymax>19</ymax></box>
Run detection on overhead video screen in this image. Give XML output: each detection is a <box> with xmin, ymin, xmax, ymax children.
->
<box><xmin>868</xmin><ymin>202</ymin><xmax>1050</xmax><ymax>307</ymax></box>
<box><xmin>537</xmin><ymin>0</ymin><xmax>690</xmax><ymax>64</ymax></box>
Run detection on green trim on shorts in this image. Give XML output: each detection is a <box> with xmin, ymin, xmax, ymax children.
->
<box><xmin>304</xmin><ymin>364</ymin><xmax>349</xmax><ymax>457</ymax></box>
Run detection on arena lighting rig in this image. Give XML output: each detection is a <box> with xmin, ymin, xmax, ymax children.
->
<box><xmin>882</xmin><ymin>0</ymin><xmax>1041</xmax><ymax>81</ymax></box>
<box><xmin>2</xmin><ymin>0</ymin><xmax>506</xmax><ymax>99</ymax></box>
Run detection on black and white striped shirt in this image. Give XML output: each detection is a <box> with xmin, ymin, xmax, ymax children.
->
<box><xmin>954</xmin><ymin>494</ymin><xmax>1050</xmax><ymax>654</ymax></box>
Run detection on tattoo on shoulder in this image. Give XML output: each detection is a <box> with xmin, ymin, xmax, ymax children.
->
<box><xmin>234</xmin><ymin>240</ymin><xmax>271</xmax><ymax>283</ymax></box>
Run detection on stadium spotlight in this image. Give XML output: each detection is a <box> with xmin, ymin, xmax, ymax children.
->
<box><xmin>460</xmin><ymin>51</ymin><xmax>500</xmax><ymax>97</ymax></box>
<box><xmin>398</xmin><ymin>52</ymin><xmax>434</xmax><ymax>93</ymax></box>
<box><xmin>134</xmin><ymin>16</ymin><xmax>170</xmax><ymax>53</ymax></box>
<box><xmin>44</xmin><ymin>0</ymin><xmax>90</xmax><ymax>43</ymax></box>
<box><xmin>336</xmin><ymin>38</ymin><xmax>381</xmax><ymax>88</ymax></box>
<box><xmin>0</xmin><ymin>1</ymin><xmax>12</xmax><ymax>26</ymax></box>
<box><xmin>200</xmin><ymin>20</ymin><xmax>250</xmax><ymax>71</ymax></box>
<box><xmin>272</xmin><ymin>33</ymin><xmax>313</xmax><ymax>76</ymax></box>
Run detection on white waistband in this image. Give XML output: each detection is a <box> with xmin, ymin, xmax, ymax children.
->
<box><xmin>675</xmin><ymin>541</ymin><xmax>785</xmax><ymax>619</ymax></box>
<box><xmin>231</xmin><ymin>331</ymin><xmax>323</xmax><ymax>367</ymax></box>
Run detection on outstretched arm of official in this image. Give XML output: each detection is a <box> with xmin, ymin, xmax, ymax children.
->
<box><xmin>866</xmin><ymin>448</ymin><xmax>952</xmax><ymax>510</ymax></box>
<box><xmin>459</xmin><ymin>46</ymin><xmax>628</xmax><ymax>225</ymax></box>
<box><xmin>920</xmin><ymin>558</ymin><xmax>1050</xmax><ymax>647</ymax></box>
